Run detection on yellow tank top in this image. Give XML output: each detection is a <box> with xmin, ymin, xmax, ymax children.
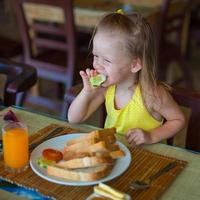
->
<box><xmin>104</xmin><ymin>85</ymin><xmax>163</xmax><ymax>134</ymax></box>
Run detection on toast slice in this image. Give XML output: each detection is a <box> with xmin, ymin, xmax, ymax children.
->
<box><xmin>66</xmin><ymin>128</ymin><xmax>116</xmax><ymax>146</ymax></box>
<box><xmin>47</xmin><ymin>164</ymin><xmax>113</xmax><ymax>181</ymax></box>
<box><xmin>63</xmin><ymin>149</ymin><xmax>125</xmax><ymax>161</ymax></box>
<box><xmin>64</xmin><ymin>141</ymin><xmax>119</xmax><ymax>154</ymax></box>
<box><xmin>56</xmin><ymin>155</ymin><xmax>114</xmax><ymax>169</ymax></box>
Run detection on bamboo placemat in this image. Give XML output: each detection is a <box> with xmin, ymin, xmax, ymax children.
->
<box><xmin>0</xmin><ymin>124</ymin><xmax>187</xmax><ymax>200</ymax></box>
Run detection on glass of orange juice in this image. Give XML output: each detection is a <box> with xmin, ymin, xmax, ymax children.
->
<box><xmin>2</xmin><ymin>122</ymin><xmax>29</xmax><ymax>173</ymax></box>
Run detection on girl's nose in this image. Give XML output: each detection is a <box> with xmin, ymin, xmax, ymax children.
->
<box><xmin>94</xmin><ymin>60</ymin><xmax>104</xmax><ymax>70</ymax></box>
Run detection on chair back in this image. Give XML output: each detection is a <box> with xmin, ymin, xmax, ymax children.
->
<box><xmin>156</xmin><ymin>0</ymin><xmax>193</xmax><ymax>88</ymax></box>
<box><xmin>167</xmin><ymin>87</ymin><xmax>200</xmax><ymax>152</ymax></box>
<box><xmin>0</xmin><ymin>59</ymin><xmax>37</xmax><ymax>106</ymax></box>
<box><xmin>157</xmin><ymin>0</ymin><xmax>190</xmax><ymax>51</ymax></box>
<box><xmin>15</xmin><ymin>0</ymin><xmax>76</xmax><ymax>87</ymax></box>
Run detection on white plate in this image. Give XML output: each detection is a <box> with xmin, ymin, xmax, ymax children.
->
<box><xmin>30</xmin><ymin>133</ymin><xmax>131</xmax><ymax>186</ymax></box>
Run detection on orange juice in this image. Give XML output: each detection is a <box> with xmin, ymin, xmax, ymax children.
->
<box><xmin>2</xmin><ymin>123</ymin><xmax>29</xmax><ymax>172</ymax></box>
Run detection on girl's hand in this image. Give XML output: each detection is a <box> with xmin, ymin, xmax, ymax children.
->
<box><xmin>79</xmin><ymin>68</ymin><xmax>98</xmax><ymax>92</ymax></box>
<box><xmin>125</xmin><ymin>128</ymin><xmax>152</xmax><ymax>146</ymax></box>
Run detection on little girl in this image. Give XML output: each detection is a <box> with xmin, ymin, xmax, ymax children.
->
<box><xmin>68</xmin><ymin>12</ymin><xmax>185</xmax><ymax>146</ymax></box>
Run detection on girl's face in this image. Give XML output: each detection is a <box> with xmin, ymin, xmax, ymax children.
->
<box><xmin>92</xmin><ymin>31</ymin><xmax>134</xmax><ymax>87</ymax></box>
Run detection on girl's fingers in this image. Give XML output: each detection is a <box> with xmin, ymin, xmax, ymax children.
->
<box><xmin>126</xmin><ymin>132</ymin><xmax>143</xmax><ymax>145</ymax></box>
<box><xmin>86</xmin><ymin>68</ymin><xmax>91</xmax><ymax>77</ymax></box>
<box><xmin>79</xmin><ymin>71</ymin><xmax>90</xmax><ymax>87</ymax></box>
<box><xmin>126</xmin><ymin>133</ymin><xmax>137</xmax><ymax>144</ymax></box>
<box><xmin>80</xmin><ymin>71</ymin><xmax>88</xmax><ymax>80</ymax></box>
<box><xmin>79</xmin><ymin>70</ymin><xmax>86</xmax><ymax>76</ymax></box>
<box><xmin>94</xmin><ymin>70</ymin><xmax>98</xmax><ymax>76</ymax></box>
<box><xmin>134</xmin><ymin>137</ymin><xmax>142</xmax><ymax>145</ymax></box>
<box><xmin>91</xmin><ymin>69</ymin><xmax>98</xmax><ymax>77</ymax></box>
<box><xmin>126</xmin><ymin>129</ymin><xmax>137</xmax><ymax>139</ymax></box>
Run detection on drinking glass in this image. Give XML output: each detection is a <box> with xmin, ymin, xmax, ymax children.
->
<box><xmin>2</xmin><ymin>122</ymin><xmax>29</xmax><ymax>173</ymax></box>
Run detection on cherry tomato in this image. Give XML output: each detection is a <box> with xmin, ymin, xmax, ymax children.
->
<box><xmin>42</xmin><ymin>148</ymin><xmax>63</xmax><ymax>162</ymax></box>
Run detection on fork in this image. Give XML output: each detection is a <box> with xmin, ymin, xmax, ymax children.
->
<box><xmin>130</xmin><ymin>161</ymin><xmax>177</xmax><ymax>190</ymax></box>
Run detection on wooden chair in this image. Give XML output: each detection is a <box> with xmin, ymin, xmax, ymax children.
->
<box><xmin>14</xmin><ymin>0</ymin><xmax>91</xmax><ymax>118</ymax></box>
<box><xmin>156</xmin><ymin>0</ymin><xmax>193</xmax><ymax>88</ymax></box>
<box><xmin>0</xmin><ymin>37</ymin><xmax>22</xmax><ymax>60</ymax></box>
<box><xmin>187</xmin><ymin>3</ymin><xmax>200</xmax><ymax>58</ymax></box>
<box><xmin>0</xmin><ymin>59</ymin><xmax>37</xmax><ymax>106</ymax></box>
<box><xmin>167</xmin><ymin>87</ymin><xmax>200</xmax><ymax>152</ymax></box>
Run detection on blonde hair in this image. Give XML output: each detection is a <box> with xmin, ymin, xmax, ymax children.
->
<box><xmin>92</xmin><ymin>12</ymin><xmax>158</xmax><ymax>105</ymax></box>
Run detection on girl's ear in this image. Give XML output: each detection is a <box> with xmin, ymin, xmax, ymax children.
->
<box><xmin>130</xmin><ymin>58</ymin><xmax>142</xmax><ymax>73</ymax></box>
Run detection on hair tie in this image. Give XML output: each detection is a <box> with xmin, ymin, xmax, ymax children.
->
<box><xmin>116</xmin><ymin>9</ymin><xmax>124</xmax><ymax>14</ymax></box>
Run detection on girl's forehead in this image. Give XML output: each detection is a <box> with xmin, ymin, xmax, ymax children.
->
<box><xmin>93</xmin><ymin>32</ymin><xmax>126</xmax><ymax>52</ymax></box>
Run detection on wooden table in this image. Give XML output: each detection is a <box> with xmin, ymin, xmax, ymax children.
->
<box><xmin>0</xmin><ymin>107</ymin><xmax>200</xmax><ymax>200</ymax></box>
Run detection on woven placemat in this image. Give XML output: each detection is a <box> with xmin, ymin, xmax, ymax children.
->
<box><xmin>0</xmin><ymin>124</ymin><xmax>187</xmax><ymax>200</ymax></box>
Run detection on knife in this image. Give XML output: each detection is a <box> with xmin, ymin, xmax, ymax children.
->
<box><xmin>29</xmin><ymin>127</ymin><xmax>64</xmax><ymax>151</ymax></box>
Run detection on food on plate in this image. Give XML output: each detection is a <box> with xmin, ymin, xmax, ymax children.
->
<box><xmin>56</xmin><ymin>154</ymin><xmax>113</xmax><ymax>169</ymax></box>
<box><xmin>90</xmin><ymin>74</ymin><xmax>107</xmax><ymax>87</ymax></box>
<box><xmin>37</xmin><ymin>158</ymin><xmax>55</xmax><ymax>168</ymax></box>
<box><xmin>45</xmin><ymin>128</ymin><xmax>125</xmax><ymax>181</ymax></box>
<box><xmin>64</xmin><ymin>140</ymin><xmax>119</xmax><ymax>156</ymax></box>
<box><xmin>63</xmin><ymin>128</ymin><xmax>124</xmax><ymax>161</ymax></box>
<box><xmin>66</xmin><ymin>128</ymin><xmax>116</xmax><ymax>146</ymax></box>
<box><xmin>42</xmin><ymin>148</ymin><xmax>63</xmax><ymax>162</ymax></box>
<box><xmin>94</xmin><ymin>183</ymin><xmax>126</xmax><ymax>200</ymax></box>
<box><xmin>47</xmin><ymin>164</ymin><xmax>113</xmax><ymax>181</ymax></box>
<box><xmin>63</xmin><ymin>149</ymin><xmax>125</xmax><ymax>161</ymax></box>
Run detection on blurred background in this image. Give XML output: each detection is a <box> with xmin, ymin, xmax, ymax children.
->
<box><xmin>0</xmin><ymin>0</ymin><xmax>199</xmax><ymax>128</ymax></box>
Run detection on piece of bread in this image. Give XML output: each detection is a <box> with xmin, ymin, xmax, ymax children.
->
<box><xmin>110</xmin><ymin>150</ymin><xmax>125</xmax><ymax>159</ymax></box>
<box><xmin>47</xmin><ymin>164</ymin><xmax>113</xmax><ymax>181</ymax></box>
<box><xmin>56</xmin><ymin>155</ymin><xmax>114</xmax><ymax>169</ymax></box>
<box><xmin>63</xmin><ymin>151</ymin><xmax>89</xmax><ymax>161</ymax></box>
<box><xmin>44</xmin><ymin>128</ymin><xmax>126</xmax><ymax>182</ymax></box>
<box><xmin>97</xmin><ymin>183</ymin><xmax>126</xmax><ymax>199</ymax></box>
<box><xmin>66</xmin><ymin>128</ymin><xmax>116</xmax><ymax>146</ymax></box>
<box><xmin>64</xmin><ymin>141</ymin><xmax>119</xmax><ymax>154</ymax></box>
<box><xmin>94</xmin><ymin>183</ymin><xmax>126</xmax><ymax>200</ymax></box>
<box><xmin>94</xmin><ymin>187</ymin><xmax>125</xmax><ymax>200</ymax></box>
<box><xmin>63</xmin><ymin>149</ymin><xmax>125</xmax><ymax>161</ymax></box>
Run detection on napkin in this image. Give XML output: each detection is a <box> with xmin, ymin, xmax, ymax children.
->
<box><xmin>3</xmin><ymin>110</ymin><xmax>19</xmax><ymax>122</ymax></box>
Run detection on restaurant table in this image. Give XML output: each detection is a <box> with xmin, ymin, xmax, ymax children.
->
<box><xmin>0</xmin><ymin>106</ymin><xmax>200</xmax><ymax>199</ymax></box>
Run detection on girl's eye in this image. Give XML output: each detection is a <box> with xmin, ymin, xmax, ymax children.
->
<box><xmin>93</xmin><ymin>54</ymin><xmax>98</xmax><ymax>58</ymax></box>
<box><xmin>105</xmin><ymin>59</ymin><xmax>111</xmax><ymax>63</ymax></box>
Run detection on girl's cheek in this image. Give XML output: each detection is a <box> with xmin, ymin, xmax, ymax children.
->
<box><xmin>93</xmin><ymin>63</ymin><xmax>98</xmax><ymax>70</ymax></box>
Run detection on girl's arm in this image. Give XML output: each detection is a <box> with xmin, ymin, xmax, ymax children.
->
<box><xmin>149</xmin><ymin>86</ymin><xmax>186</xmax><ymax>143</ymax></box>
<box><xmin>67</xmin><ymin>69</ymin><xmax>106</xmax><ymax>123</ymax></box>
<box><xmin>67</xmin><ymin>88</ymin><xmax>105</xmax><ymax>123</ymax></box>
